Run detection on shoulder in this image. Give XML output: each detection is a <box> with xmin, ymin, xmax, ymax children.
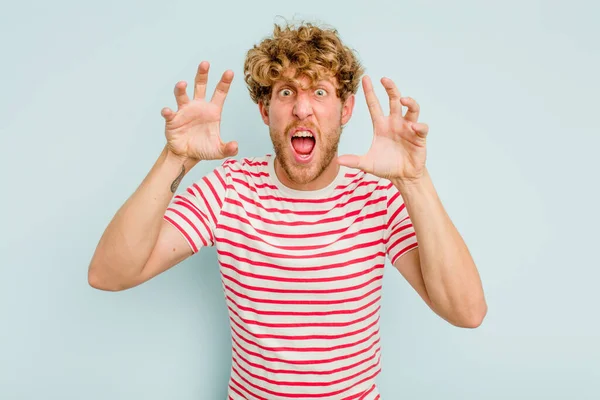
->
<box><xmin>219</xmin><ymin>155</ymin><xmax>270</xmax><ymax>172</ymax></box>
<box><xmin>338</xmin><ymin>166</ymin><xmax>394</xmax><ymax>194</ymax></box>
<box><xmin>215</xmin><ymin>155</ymin><xmax>272</xmax><ymax>189</ymax></box>
<box><xmin>336</xmin><ymin>167</ymin><xmax>404</xmax><ymax>215</ymax></box>
<box><xmin>212</xmin><ymin>155</ymin><xmax>270</xmax><ymax>176</ymax></box>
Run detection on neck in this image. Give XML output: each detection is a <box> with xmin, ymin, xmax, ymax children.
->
<box><xmin>274</xmin><ymin>157</ymin><xmax>340</xmax><ymax>191</ymax></box>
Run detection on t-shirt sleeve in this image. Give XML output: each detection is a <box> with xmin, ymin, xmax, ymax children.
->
<box><xmin>163</xmin><ymin>164</ymin><xmax>229</xmax><ymax>254</ymax></box>
<box><xmin>384</xmin><ymin>181</ymin><xmax>419</xmax><ymax>265</ymax></box>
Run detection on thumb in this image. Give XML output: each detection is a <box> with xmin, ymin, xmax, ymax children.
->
<box><xmin>220</xmin><ymin>140</ymin><xmax>239</xmax><ymax>158</ymax></box>
<box><xmin>161</xmin><ymin>107</ymin><xmax>176</xmax><ymax>123</ymax></box>
<box><xmin>337</xmin><ymin>154</ymin><xmax>362</xmax><ymax>169</ymax></box>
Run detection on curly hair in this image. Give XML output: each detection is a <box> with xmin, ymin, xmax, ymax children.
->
<box><xmin>243</xmin><ymin>21</ymin><xmax>364</xmax><ymax>106</ymax></box>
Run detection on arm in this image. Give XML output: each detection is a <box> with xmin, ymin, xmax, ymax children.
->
<box><xmin>88</xmin><ymin>61</ymin><xmax>238</xmax><ymax>291</ymax></box>
<box><xmin>392</xmin><ymin>169</ymin><xmax>487</xmax><ymax>328</ymax></box>
<box><xmin>88</xmin><ymin>147</ymin><xmax>198</xmax><ymax>291</ymax></box>
<box><xmin>337</xmin><ymin>74</ymin><xmax>486</xmax><ymax>328</ymax></box>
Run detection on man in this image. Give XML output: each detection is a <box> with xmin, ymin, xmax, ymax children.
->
<box><xmin>88</xmin><ymin>22</ymin><xmax>487</xmax><ymax>399</ymax></box>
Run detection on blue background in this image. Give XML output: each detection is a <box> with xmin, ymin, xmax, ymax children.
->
<box><xmin>1</xmin><ymin>0</ymin><xmax>599</xmax><ymax>398</ymax></box>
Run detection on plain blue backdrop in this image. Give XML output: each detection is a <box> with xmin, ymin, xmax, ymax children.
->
<box><xmin>1</xmin><ymin>0</ymin><xmax>599</xmax><ymax>398</ymax></box>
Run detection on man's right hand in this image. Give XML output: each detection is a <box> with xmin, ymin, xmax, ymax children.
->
<box><xmin>161</xmin><ymin>61</ymin><xmax>238</xmax><ymax>161</ymax></box>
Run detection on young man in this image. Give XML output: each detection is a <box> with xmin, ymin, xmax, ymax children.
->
<box><xmin>89</xmin><ymin>22</ymin><xmax>487</xmax><ymax>399</ymax></box>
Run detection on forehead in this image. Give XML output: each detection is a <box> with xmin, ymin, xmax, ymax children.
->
<box><xmin>274</xmin><ymin>68</ymin><xmax>338</xmax><ymax>90</ymax></box>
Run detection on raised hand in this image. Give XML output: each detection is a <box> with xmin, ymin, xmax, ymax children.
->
<box><xmin>337</xmin><ymin>76</ymin><xmax>429</xmax><ymax>184</ymax></box>
<box><xmin>161</xmin><ymin>61</ymin><xmax>238</xmax><ymax>161</ymax></box>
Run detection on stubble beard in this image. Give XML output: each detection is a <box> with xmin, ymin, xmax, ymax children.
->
<box><xmin>270</xmin><ymin>124</ymin><xmax>342</xmax><ymax>186</ymax></box>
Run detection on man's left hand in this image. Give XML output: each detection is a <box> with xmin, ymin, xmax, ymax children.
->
<box><xmin>338</xmin><ymin>75</ymin><xmax>429</xmax><ymax>184</ymax></box>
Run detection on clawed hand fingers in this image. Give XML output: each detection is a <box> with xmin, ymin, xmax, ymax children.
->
<box><xmin>367</xmin><ymin>76</ymin><xmax>421</xmax><ymax>124</ymax></box>
<box><xmin>210</xmin><ymin>69</ymin><xmax>234</xmax><ymax>108</ymax></box>
<box><xmin>410</xmin><ymin>122</ymin><xmax>429</xmax><ymax>139</ymax></box>
<box><xmin>381</xmin><ymin>77</ymin><xmax>402</xmax><ymax>116</ymax></box>
<box><xmin>174</xmin><ymin>81</ymin><xmax>189</xmax><ymax>110</ymax></box>
<box><xmin>194</xmin><ymin>61</ymin><xmax>210</xmax><ymax>100</ymax></box>
<box><xmin>363</xmin><ymin>76</ymin><xmax>384</xmax><ymax>122</ymax></box>
<box><xmin>220</xmin><ymin>140</ymin><xmax>239</xmax><ymax>158</ymax></box>
<box><xmin>161</xmin><ymin>107</ymin><xmax>175</xmax><ymax>122</ymax></box>
<box><xmin>168</xmin><ymin>61</ymin><xmax>234</xmax><ymax>115</ymax></box>
<box><xmin>401</xmin><ymin>97</ymin><xmax>420</xmax><ymax>122</ymax></box>
<box><xmin>337</xmin><ymin>153</ymin><xmax>365</xmax><ymax>170</ymax></box>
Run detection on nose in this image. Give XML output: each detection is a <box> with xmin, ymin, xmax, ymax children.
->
<box><xmin>292</xmin><ymin>93</ymin><xmax>313</xmax><ymax>120</ymax></box>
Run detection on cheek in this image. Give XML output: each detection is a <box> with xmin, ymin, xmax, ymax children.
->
<box><xmin>269</xmin><ymin>106</ymin><xmax>292</xmax><ymax>127</ymax></box>
<box><xmin>315</xmin><ymin>103</ymin><xmax>343</xmax><ymax>128</ymax></box>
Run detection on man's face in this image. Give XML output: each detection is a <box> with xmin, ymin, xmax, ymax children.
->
<box><xmin>259</xmin><ymin>71</ymin><xmax>355</xmax><ymax>187</ymax></box>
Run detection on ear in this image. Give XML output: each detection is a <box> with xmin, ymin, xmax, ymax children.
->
<box><xmin>340</xmin><ymin>94</ymin><xmax>355</xmax><ymax>126</ymax></box>
<box><xmin>258</xmin><ymin>101</ymin><xmax>270</xmax><ymax>125</ymax></box>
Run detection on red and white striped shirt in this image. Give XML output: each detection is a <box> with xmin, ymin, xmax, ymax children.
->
<box><xmin>164</xmin><ymin>154</ymin><xmax>418</xmax><ymax>399</ymax></box>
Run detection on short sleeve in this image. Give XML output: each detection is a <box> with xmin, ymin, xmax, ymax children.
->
<box><xmin>163</xmin><ymin>164</ymin><xmax>229</xmax><ymax>254</ymax></box>
<box><xmin>384</xmin><ymin>181</ymin><xmax>419</xmax><ymax>265</ymax></box>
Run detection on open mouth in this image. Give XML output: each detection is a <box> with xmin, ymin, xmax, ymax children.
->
<box><xmin>290</xmin><ymin>129</ymin><xmax>316</xmax><ymax>163</ymax></box>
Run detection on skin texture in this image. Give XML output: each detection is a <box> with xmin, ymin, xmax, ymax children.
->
<box><xmin>258</xmin><ymin>71</ymin><xmax>355</xmax><ymax>191</ymax></box>
<box><xmin>337</xmin><ymin>75</ymin><xmax>487</xmax><ymax>328</ymax></box>
<box><xmin>89</xmin><ymin>59</ymin><xmax>487</xmax><ymax>330</ymax></box>
<box><xmin>258</xmin><ymin>68</ymin><xmax>487</xmax><ymax>328</ymax></box>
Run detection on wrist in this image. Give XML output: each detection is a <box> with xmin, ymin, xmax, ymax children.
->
<box><xmin>160</xmin><ymin>146</ymin><xmax>200</xmax><ymax>194</ymax></box>
<box><xmin>392</xmin><ymin>169</ymin><xmax>432</xmax><ymax>197</ymax></box>
<box><xmin>163</xmin><ymin>145</ymin><xmax>200</xmax><ymax>171</ymax></box>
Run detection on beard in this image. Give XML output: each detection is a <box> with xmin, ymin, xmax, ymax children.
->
<box><xmin>270</xmin><ymin>120</ymin><xmax>342</xmax><ymax>186</ymax></box>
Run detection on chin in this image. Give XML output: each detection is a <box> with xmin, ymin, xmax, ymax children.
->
<box><xmin>270</xmin><ymin>124</ymin><xmax>341</xmax><ymax>187</ymax></box>
<box><xmin>280</xmin><ymin>151</ymin><xmax>323</xmax><ymax>184</ymax></box>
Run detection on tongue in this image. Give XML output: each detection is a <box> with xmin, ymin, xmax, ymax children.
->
<box><xmin>292</xmin><ymin>137</ymin><xmax>315</xmax><ymax>155</ymax></box>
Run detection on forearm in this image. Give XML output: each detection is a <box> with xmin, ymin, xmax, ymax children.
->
<box><xmin>393</xmin><ymin>169</ymin><xmax>487</xmax><ymax>327</ymax></box>
<box><xmin>88</xmin><ymin>146</ymin><xmax>198</xmax><ymax>284</ymax></box>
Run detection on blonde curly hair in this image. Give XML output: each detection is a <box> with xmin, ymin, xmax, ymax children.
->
<box><xmin>243</xmin><ymin>21</ymin><xmax>364</xmax><ymax>106</ymax></box>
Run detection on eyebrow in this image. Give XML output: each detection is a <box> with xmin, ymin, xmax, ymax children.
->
<box><xmin>276</xmin><ymin>78</ymin><xmax>335</xmax><ymax>90</ymax></box>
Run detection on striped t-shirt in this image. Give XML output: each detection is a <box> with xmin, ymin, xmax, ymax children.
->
<box><xmin>164</xmin><ymin>154</ymin><xmax>418</xmax><ymax>399</ymax></box>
